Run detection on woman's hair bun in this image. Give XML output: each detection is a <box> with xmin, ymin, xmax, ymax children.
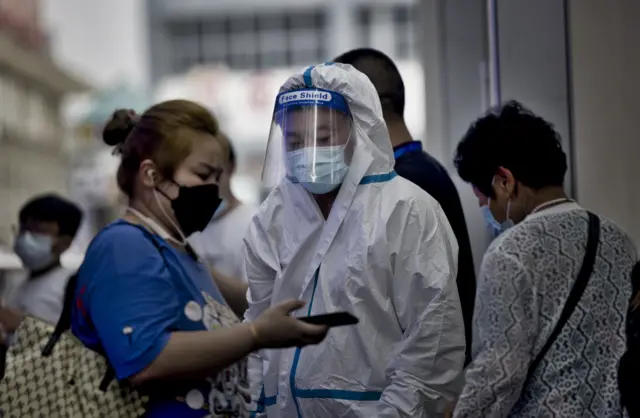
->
<box><xmin>103</xmin><ymin>109</ymin><xmax>138</xmax><ymax>147</ymax></box>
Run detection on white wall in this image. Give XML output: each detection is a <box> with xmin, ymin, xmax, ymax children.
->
<box><xmin>494</xmin><ymin>0</ymin><xmax>574</xmax><ymax>196</ymax></box>
<box><xmin>569</xmin><ymin>0</ymin><xmax>640</xmax><ymax>244</ymax></box>
<box><xmin>418</xmin><ymin>0</ymin><xmax>492</xmax><ymax>272</ymax></box>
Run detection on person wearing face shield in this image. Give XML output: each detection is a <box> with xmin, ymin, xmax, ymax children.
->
<box><xmin>70</xmin><ymin>102</ymin><xmax>328</xmax><ymax>417</ymax></box>
<box><xmin>0</xmin><ymin>194</ymin><xmax>82</xmax><ymax>339</ymax></box>
<box><xmin>451</xmin><ymin>101</ymin><xmax>638</xmax><ymax>418</ymax></box>
<box><xmin>245</xmin><ymin>63</ymin><xmax>465</xmax><ymax>417</ymax></box>
<box><xmin>334</xmin><ymin>48</ymin><xmax>477</xmax><ymax>367</ymax></box>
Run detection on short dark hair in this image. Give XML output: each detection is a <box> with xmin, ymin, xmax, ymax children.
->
<box><xmin>19</xmin><ymin>194</ymin><xmax>83</xmax><ymax>238</ymax></box>
<box><xmin>453</xmin><ymin>100</ymin><xmax>567</xmax><ymax>198</ymax></box>
<box><xmin>333</xmin><ymin>48</ymin><xmax>405</xmax><ymax>118</ymax></box>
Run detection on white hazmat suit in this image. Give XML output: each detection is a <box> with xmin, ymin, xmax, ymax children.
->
<box><xmin>245</xmin><ymin>63</ymin><xmax>465</xmax><ymax>417</ymax></box>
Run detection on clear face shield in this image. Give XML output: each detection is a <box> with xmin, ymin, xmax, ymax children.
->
<box><xmin>262</xmin><ymin>88</ymin><xmax>355</xmax><ymax>195</ymax></box>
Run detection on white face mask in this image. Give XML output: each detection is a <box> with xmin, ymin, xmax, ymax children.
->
<box><xmin>287</xmin><ymin>145</ymin><xmax>349</xmax><ymax>195</ymax></box>
<box><xmin>14</xmin><ymin>232</ymin><xmax>55</xmax><ymax>272</ymax></box>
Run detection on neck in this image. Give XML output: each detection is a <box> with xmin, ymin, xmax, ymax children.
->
<box><xmin>127</xmin><ymin>197</ymin><xmax>184</xmax><ymax>244</ymax></box>
<box><xmin>385</xmin><ymin>118</ymin><xmax>413</xmax><ymax>148</ymax></box>
<box><xmin>313</xmin><ymin>190</ymin><xmax>339</xmax><ymax>219</ymax></box>
<box><xmin>527</xmin><ymin>187</ymin><xmax>569</xmax><ymax>214</ymax></box>
<box><xmin>30</xmin><ymin>260</ymin><xmax>60</xmax><ymax>279</ymax></box>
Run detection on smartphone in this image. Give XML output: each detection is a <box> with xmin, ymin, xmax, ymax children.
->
<box><xmin>298</xmin><ymin>312</ymin><xmax>359</xmax><ymax>327</ymax></box>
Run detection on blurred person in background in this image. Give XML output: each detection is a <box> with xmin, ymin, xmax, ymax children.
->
<box><xmin>71</xmin><ymin>103</ymin><xmax>326</xmax><ymax>417</ymax></box>
<box><xmin>246</xmin><ymin>63</ymin><xmax>464</xmax><ymax>417</ymax></box>
<box><xmin>452</xmin><ymin>101</ymin><xmax>638</xmax><ymax>418</ymax></box>
<box><xmin>0</xmin><ymin>194</ymin><xmax>82</xmax><ymax>337</ymax></box>
<box><xmin>334</xmin><ymin>48</ymin><xmax>476</xmax><ymax>365</ymax></box>
<box><xmin>190</xmin><ymin>134</ymin><xmax>258</xmax><ymax>283</ymax></box>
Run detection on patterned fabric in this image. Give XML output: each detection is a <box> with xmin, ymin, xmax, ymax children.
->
<box><xmin>201</xmin><ymin>292</ymin><xmax>251</xmax><ymax>418</ymax></box>
<box><xmin>0</xmin><ymin>316</ymin><xmax>148</xmax><ymax>417</ymax></box>
<box><xmin>455</xmin><ymin>208</ymin><xmax>638</xmax><ymax>418</ymax></box>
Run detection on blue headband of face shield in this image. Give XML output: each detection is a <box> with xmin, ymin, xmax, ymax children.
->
<box><xmin>273</xmin><ymin>88</ymin><xmax>351</xmax><ymax>123</ymax></box>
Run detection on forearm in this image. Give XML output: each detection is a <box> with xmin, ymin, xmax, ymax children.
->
<box><xmin>377</xmin><ymin>371</ymin><xmax>456</xmax><ymax>418</ymax></box>
<box><xmin>377</xmin><ymin>352</ymin><xmax>464</xmax><ymax>418</ymax></box>
<box><xmin>382</xmin><ymin>280</ymin><xmax>465</xmax><ymax>417</ymax></box>
<box><xmin>453</xmin><ymin>353</ymin><xmax>525</xmax><ymax>417</ymax></box>
<box><xmin>131</xmin><ymin>323</ymin><xmax>257</xmax><ymax>385</ymax></box>
<box><xmin>211</xmin><ymin>270</ymin><xmax>249</xmax><ymax>317</ymax></box>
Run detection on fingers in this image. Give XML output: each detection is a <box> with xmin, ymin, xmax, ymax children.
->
<box><xmin>296</xmin><ymin>322</ymin><xmax>328</xmax><ymax>338</ymax></box>
<box><xmin>275</xmin><ymin>299</ymin><xmax>306</xmax><ymax>314</ymax></box>
<box><xmin>298</xmin><ymin>326</ymin><xmax>328</xmax><ymax>346</ymax></box>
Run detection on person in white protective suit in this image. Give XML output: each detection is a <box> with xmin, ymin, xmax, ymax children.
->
<box><xmin>244</xmin><ymin>62</ymin><xmax>466</xmax><ymax>417</ymax></box>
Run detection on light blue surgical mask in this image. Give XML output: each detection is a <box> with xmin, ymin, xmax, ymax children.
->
<box><xmin>481</xmin><ymin>205</ymin><xmax>502</xmax><ymax>238</ymax></box>
<box><xmin>287</xmin><ymin>145</ymin><xmax>349</xmax><ymax>195</ymax></box>
<box><xmin>482</xmin><ymin>199</ymin><xmax>514</xmax><ymax>238</ymax></box>
<box><xmin>14</xmin><ymin>232</ymin><xmax>55</xmax><ymax>272</ymax></box>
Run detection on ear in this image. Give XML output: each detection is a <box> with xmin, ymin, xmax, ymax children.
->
<box><xmin>139</xmin><ymin>159</ymin><xmax>158</xmax><ymax>188</ymax></box>
<box><xmin>53</xmin><ymin>234</ymin><xmax>73</xmax><ymax>256</ymax></box>
<box><xmin>495</xmin><ymin>166</ymin><xmax>516</xmax><ymax>195</ymax></box>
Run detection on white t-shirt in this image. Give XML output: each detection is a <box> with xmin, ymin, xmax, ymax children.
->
<box><xmin>190</xmin><ymin>203</ymin><xmax>258</xmax><ymax>282</ymax></box>
<box><xmin>6</xmin><ymin>265</ymin><xmax>71</xmax><ymax>326</ymax></box>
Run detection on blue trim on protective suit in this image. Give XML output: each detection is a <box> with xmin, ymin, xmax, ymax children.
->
<box><xmin>251</xmin><ymin>385</ymin><xmax>278</xmax><ymax>417</ymax></box>
<box><xmin>303</xmin><ymin>65</ymin><xmax>314</xmax><ymax>87</ymax></box>
<box><xmin>286</xmin><ymin>263</ymin><xmax>385</xmax><ymax>416</ymax></box>
<box><xmin>289</xmin><ymin>268</ymin><xmax>320</xmax><ymax>417</ymax></box>
<box><xmin>359</xmin><ymin>171</ymin><xmax>397</xmax><ymax>184</ymax></box>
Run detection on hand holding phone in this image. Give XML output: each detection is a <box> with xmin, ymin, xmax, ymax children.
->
<box><xmin>297</xmin><ymin>312</ymin><xmax>359</xmax><ymax>328</ymax></box>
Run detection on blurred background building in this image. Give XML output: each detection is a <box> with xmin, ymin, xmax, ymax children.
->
<box><xmin>145</xmin><ymin>0</ymin><xmax>418</xmax><ymax>82</ymax></box>
<box><xmin>0</xmin><ymin>0</ymin><xmax>86</xmax><ymax>259</ymax></box>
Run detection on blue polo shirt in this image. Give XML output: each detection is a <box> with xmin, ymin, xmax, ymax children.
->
<box><xmin>71</xmin><ymin>220</ymin><xmax>239</xmax><ymax>417</ymax></box>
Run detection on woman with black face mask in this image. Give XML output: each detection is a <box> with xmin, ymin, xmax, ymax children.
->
<box><xmin>70</xmin><ymin>102</ymin><xmax>328</xmax><ymax>417</ymax></box>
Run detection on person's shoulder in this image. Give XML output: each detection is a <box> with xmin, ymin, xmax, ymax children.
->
<box><xmin>50</xmin><ymin>266</ymin><xmax>75</xmax><ymax>283</ymax></box>
<box><xmin>384</xmin><ymin>174</ymin><xmax>440</xmax><ymax>208</ymax></box>
<box><xmin>84</xmin><ymin>220</ymin><xmax>164</xmax><ymax>267</ymax></box>
<box><xmin>79</xmin><ymin>221</ymin><xmax>170</xmax><ymax>289</ymax></box>
<box><xmin>232</xmin><ymin>202</ymin><xmax>259</xmax><ymax>222</ymax></box>
<box><xmin>42</xmin><ymin>266</ymin><xmax>73</xmax><ymax>294</ymax></box>
<box><xmin>381</xmin><ymin>175</ymin><xmax>447</xmax><ymax>226</ymax></box>
<box><xmin>396</xmin><ymin>148</ymin><xmax>454</xmax><ymax>182</ymax></box>
<box><xmin>91</xmin><ymin>220</ymin><xmax>157</xmax><ymax>248</ymax></box>
<box><xmin>492</xmin><ymin>208</ymin><xmax>589</xmax><ymax>258</ymax></box>
<box><xmin>252</xmin><ymin>185</ymin><xmax>290</xmax><ymax>226</ymax></box>
<box><xmin>491</xmin><ymin>212</ymin><xmax>558</xmax><ymax>254</ymax></box>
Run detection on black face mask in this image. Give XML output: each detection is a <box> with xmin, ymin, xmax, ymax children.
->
<box><xmin>166</xmin><ymin>183</ymin><xmax>222</xmax><ymax>237</ymax></box>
